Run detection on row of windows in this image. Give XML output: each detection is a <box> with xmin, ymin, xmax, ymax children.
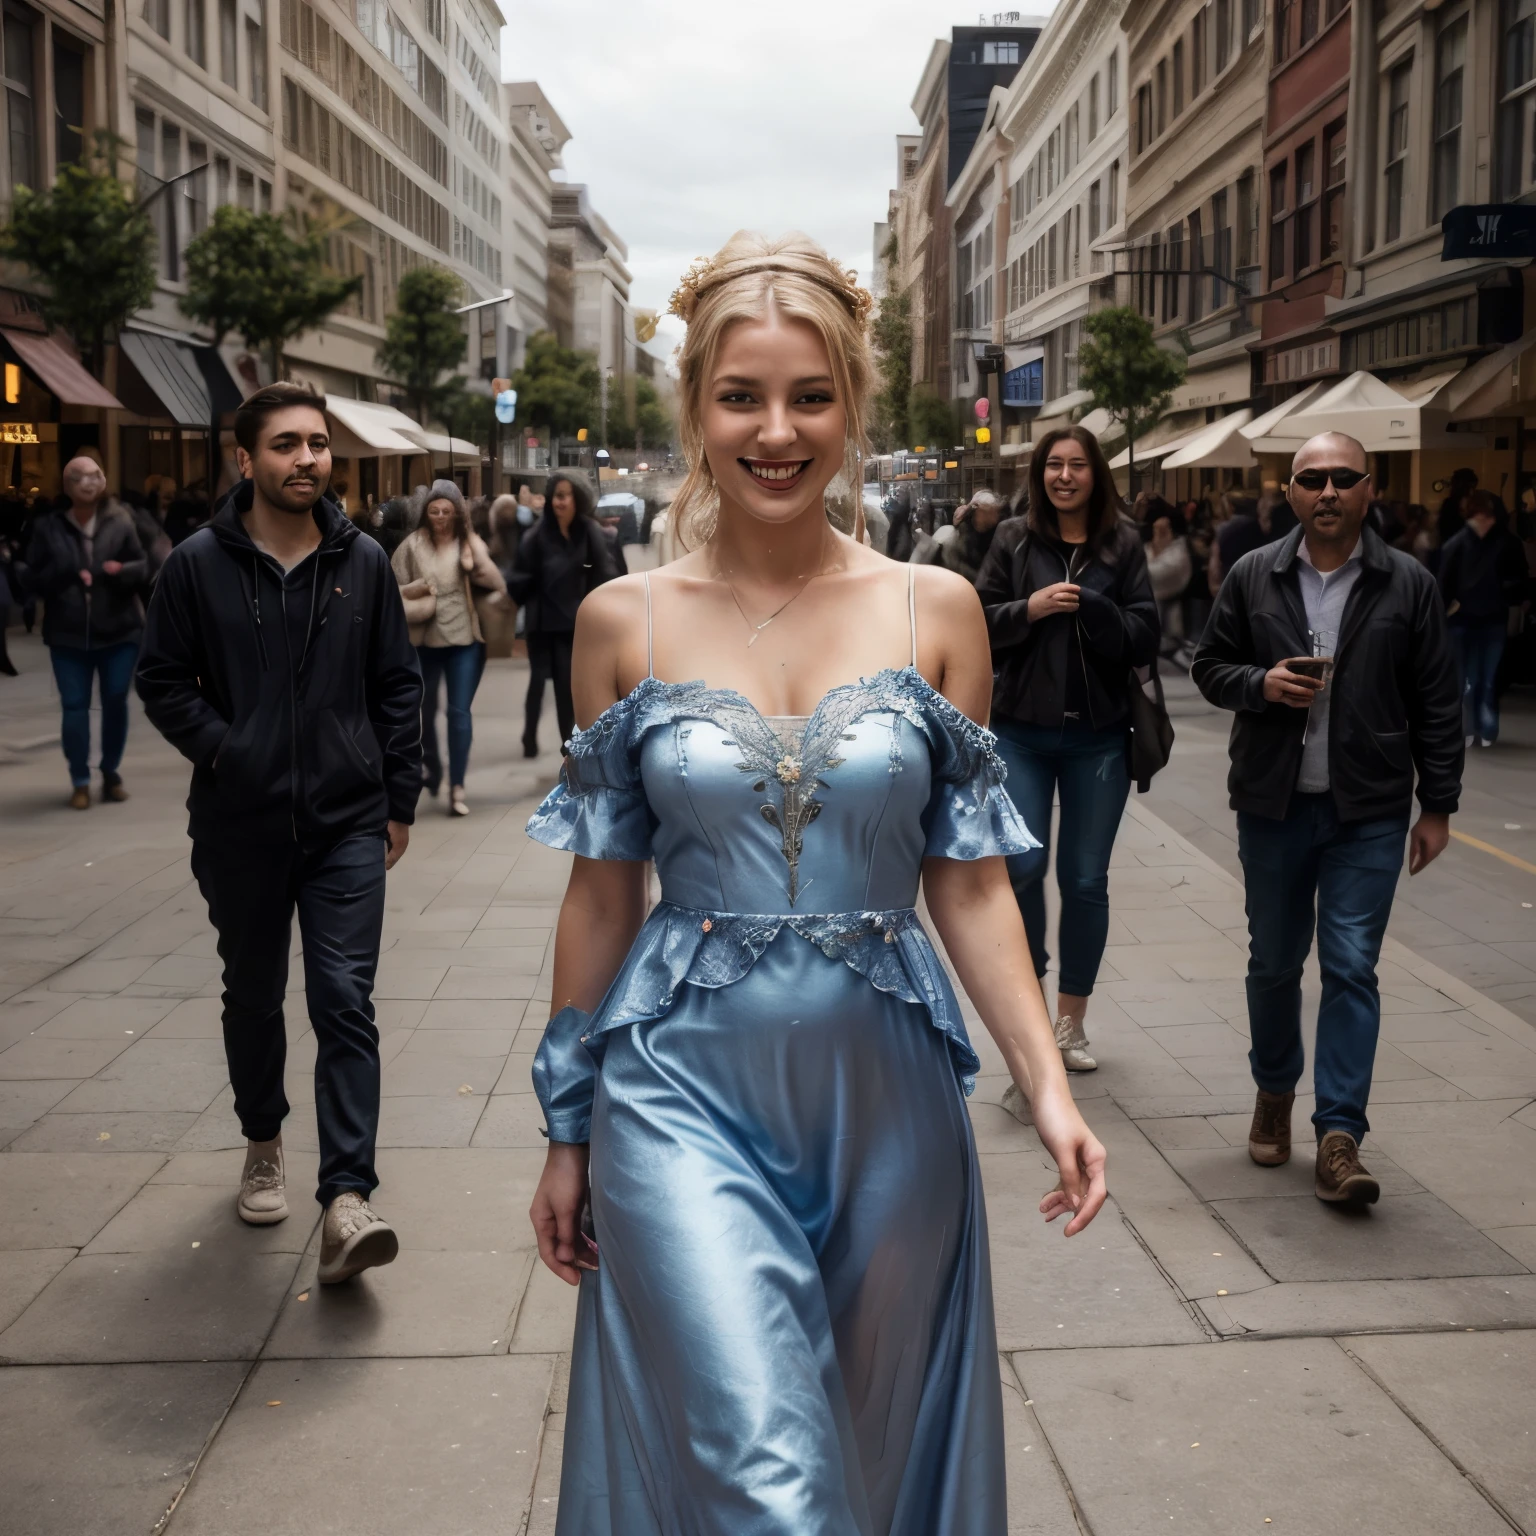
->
<box><xmin>455</xmin><ymin>159</ymin><xmax>500</xmax><ymax>231</ymax></box>
<box><xmin>1274</xmin><ymin>0</ymin><xmax>1348</xmax><ymax>66</ymax></box>
<box><xmin>1011</xmin><ymin>52</ymin><xmax>1118</xmax><ymax>227</ymax></box>
<box><xmin>3</xmin><ymin>10</ymin><xmax>92</xmax><ymax>195</ymax></box>
<box><xmin>452</xmin><ymin>216</ymin><xmax>501</xmax><ymax>286</ymax></box>
<box><xmin>956</xmin><ymin>216</ymin><xmax>994</xmax><ymax>330</ymax></box>
<box><xmin>1006</xmin><ymin>165</ymin><xmax>1120</xmax><ymax>312</ymax></box>
<box><xmin>142</xmin><ymin>0</ymin><xmax>267</xmax><ymax>109</ymax></box>
<box><xmin>1131</xmin><ymin>172</ymin><xmax>1260</xmax><ymax>325</ymax></box>
<box><xmin>1269</xmin><ymin>118</ymin><xmax>1346</xmax><ymax>283</ymax></box>
<box><xmin>1134</xmin><ymin>0</ymin><xmax>1261</xmax><ymax>157</ymax></box>
<box><xmin>352</xmin><ymin>0</ymin><xmax>444</xmax><ymax>117</ymax></box>
<box><xmin>282</xmin><ymin>76</ymin><xmax>449</xmax><ymax>251</ymax></box>
<box><xmin>454</xmin><ymin>91</ymin><xmax>499</xmax><ymax>171</ymax></box>
<box><xmin>455</xmin><ymin>25</ymin><xmax>497</xmax><ymax>110</ymax></box>
<box><xmin>279</xmin><ymin>0</ymin><xmax>448</xmax><ymax>185</ymax></box>
<box><xmin>1347</xmin><ymin>297</ymin><xmax>1475</xmax><ymax>369</ymax></box>
<box><xmin>295</xmin><ymin>172</ymin><xmax>427</xmax><ymax>326</ymax></box>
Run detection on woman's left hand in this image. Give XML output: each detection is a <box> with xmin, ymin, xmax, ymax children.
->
<box><xmin>1031</xmin><ymin>1087</ymin><xmax>1108</xmax><ymax>1236</ymax></box>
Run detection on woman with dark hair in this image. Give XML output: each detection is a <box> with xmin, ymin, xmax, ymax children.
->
<box><xmin>508</xmin><ymin>470</ymin><xmax>621</xmax><ymax>756</ymax></box>
<box><xmin>975</xmin><ymin>425</ymin><xmax>1159</xmax><ymax>1072</ymax></box>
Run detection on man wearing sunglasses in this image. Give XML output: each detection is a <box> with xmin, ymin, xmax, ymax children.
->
<box><xmin>1192</xmin><ymin>432</ymin><xmax>1462</xmax><ymax>1206</ymax></box>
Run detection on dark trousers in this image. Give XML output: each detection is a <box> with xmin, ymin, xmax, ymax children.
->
<box><xmin>418</xmin><ymin>640</ymin><xmax>485</xmax><ymax>792</ymax></box>
<box><xmin>49</xmin><ymin>639</ymin><xmax>138</xmax><ymax>787</ymax></box>
<box><xmin>192</xmin><ymin>832</ymin><xmax>388</xmax><ymax>1205</ymax></box>
<box><xmin>1237</xmin><ymin>793</ymin><xmax>1408</xmax><ymax>1142</ymax></box>
<box><xmin>1450</xmin><ymin>622</ymin><xmax>1507</xmax><ymax>744</ymax></box>
<box><xmin>991</xmin><ymin>717</ymin><xmax>1131</xmax><ymax>997</ymax></box>
<box><xmin>525</xmin><ymin>630</ymin><xmax>575</xmax><ymax>750</ymax></box>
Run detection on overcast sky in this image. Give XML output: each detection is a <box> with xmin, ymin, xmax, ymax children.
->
<box><xmin>499</xmin><ymin>1</ymin><xmax>1051</xmax><ymax>354</ymax></box>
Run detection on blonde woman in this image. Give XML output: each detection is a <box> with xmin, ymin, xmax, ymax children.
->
<box><xmin>390</xmin><ymin>479</ymin><xmax>507</xmax><ymax>815</ymax></box>
<box><xmin>524</xmin><ymin>233</ymin><xmax>1107</xmax><ymax>1533</ymax></box>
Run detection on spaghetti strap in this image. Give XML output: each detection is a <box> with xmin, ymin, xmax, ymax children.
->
<box><xmin>907</xmin><ymin>564</ymin><xmax>917</xmax><ymax>668</ymax></box>
<box><xmin>643</xmin><ymin>570</ymin><xmax>655</xmax><ymax>678</ymax></box>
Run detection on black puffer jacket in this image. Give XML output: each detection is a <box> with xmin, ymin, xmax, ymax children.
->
<box><xmin>136</xmin><ymin>482</ymin><xmax>423</xmax><ymax>847</ymax></box>
<box><xmin>1191</xmin><ymin>525</ymin><xmax>1462</xmax><ymax>822</ymax></box>
<box><xmin>974</xmin><ymin>514</ymin><xmax>1159</xmax><ymax>729</ymax></box>
<box><xmin>26</xmin><ymin>502</ymin><xmax>147</xmax><ymax>650</ymax></box>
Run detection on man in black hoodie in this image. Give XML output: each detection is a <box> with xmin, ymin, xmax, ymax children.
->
<box><xmin>137</xmin><ymin>383</ymin><xmax>423</xmax><ymax>1284</ymax></box>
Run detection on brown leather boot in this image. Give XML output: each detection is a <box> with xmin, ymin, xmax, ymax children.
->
<box><xmin>101</xmin><ymin>772</ymin><xmax>129</xmax><ymax>803</ymax></box>
<box><xmin>1247</xmin><ymin>1089</ymin><xmax>1294</xmax><ymax>1166</ymax></box>
<box><xmin>68</xmin><ymin>786</ymin><xmax>90</xmax><ymax>810</ymax></box>
<box><xmin>1315</xmin><ymin>1130</ymin><xmax>1380</xmax><ymax>1205</ymax></box>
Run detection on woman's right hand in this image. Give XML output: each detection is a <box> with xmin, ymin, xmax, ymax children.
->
<box><xmin>531</xmin><ymin>1141</ymin><xmax>595</xmax><ymax>1285</ymax></box>
<box><xmin>1026</xmin><ymin>581</ymin><xmax>1080</xmax><ymax>621</ymax></box>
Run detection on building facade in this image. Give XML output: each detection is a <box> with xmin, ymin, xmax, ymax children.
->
<box><xmin>503</xmin><ymin>78</ymin><xmax>568</xmax><ymax>351</ymax></box>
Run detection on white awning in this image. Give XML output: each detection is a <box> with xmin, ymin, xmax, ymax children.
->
<box><xmin>1107</xmin><ymin>422</ymin><xmax>1208</xmax><ymax>469</ymax></box>
<box><xmin>1280</xmin><ymin>369</ymin><xmax>1476</xmax><ymax>452</ymax></box>
<box><xmin>405</xmin><ymin>429</ymin><xmax>484</xmax><ymax>459</ymax></box>
<box><xmin>1444</xmin><ymin>334</ymin><xmax>1536</xmax><ymax>418</ymax></box>
<box><xmin>1241</xmin><ymin>381</ymin><xmax>1334</xmax><ymax>453</ymax></box>
<box><xmin>325</xmin><ymin>396</ymin><xmax>422</xmax><ymax>455</ymax></box>
<box><xmin>1159</xmin><ymin>408</ymin><xmax>1256</xmax><ymax>469</ymax></box>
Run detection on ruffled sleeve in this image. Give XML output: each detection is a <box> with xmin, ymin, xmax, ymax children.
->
<box><xmin>524</xmin><ymin>689</ymin><xmax>654</xmax><ymax>861</ymax></box>
<box><xmin>917</xmin><ymin>685</ymin><xmax>1040</xmax><ymax>860</ymax></box>
<box><xmin>531</xmin><ymin>1004</ymin><xmax>595</xmax><ymax>1143</ymax></box>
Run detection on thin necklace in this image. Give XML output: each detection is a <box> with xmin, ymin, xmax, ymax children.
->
<box><xmin>715</xmin><ymin>557</ymin><xmax>837</xmax><ymax>647</ymax></box>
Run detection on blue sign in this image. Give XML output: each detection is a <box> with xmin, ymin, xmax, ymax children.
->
<box><xmin>1002</xmin><ymin>360</ymin><xmax>1042</xmax><ymax>408</ymax></box>
<box><xmin>495</xmin><ymin>388</ymin><xmax>518</xmax><ymax>424</ymax></box>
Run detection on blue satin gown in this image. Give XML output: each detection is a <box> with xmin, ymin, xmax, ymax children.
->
<box><xmin>526</xmin><ymin>653</ymin><xmax>1038</xmax><ymax>1536</ymax></box>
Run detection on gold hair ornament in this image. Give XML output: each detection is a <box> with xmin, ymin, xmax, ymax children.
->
<box><xmin>668</xmin><ymin>256</ymin><xmax>874</xmax><ymax>329</ymax></box>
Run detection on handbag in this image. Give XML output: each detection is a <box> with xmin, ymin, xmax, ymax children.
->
<box><xmin>1126</xmin><ymin>660</ymin><xmax>1175</xmax><ymax>792</ymax></box>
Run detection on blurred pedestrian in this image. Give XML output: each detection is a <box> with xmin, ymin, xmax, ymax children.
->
<box><xmin>1146</xmin><ymin>504</ymin><xmax>1192</xmax><ymax>655</ymax></box>
<box><xmin>1436</xmin><ymin>466</ymin><xmax>1477</xmax><ymax>549</ymax></box>
<box><xmin>391</xmin><ymin>479</ymin><xmax>509</xmax><ymax>814</ymax></box>
<box><xmin>1439</xmin><ymin>489</ymin><xmax>1528</xmax><ymax>747</ymax></box>
<box><xmin>26</xmin><ymin>457</ymin><xmax>147</xmax><ymax>807</ymax></box>
<box><xmin>507</xmin><ymin>470</ymin><xmax>620</xmax><ymax>756</ymax></box>
<box><xmin>941</xmin><ymin>489</ymin><xmax>1007</xmax><ymax>581</ymax></box>
<box><xmin>1192</xmin><ymin>432</ymin><xmax>1462</xmax><ymax>1204</ymax></box>
<box><xmin>136</xmin><ymin>383</ymin><xmax>422</xmax><ymax>1281</ymax></box>
<box><xmin>975</xmin><ymin>425</ymin><xmax>1159</xmax><ymax>1073</ymax></box>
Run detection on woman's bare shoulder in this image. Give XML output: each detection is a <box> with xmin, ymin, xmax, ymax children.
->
<box><xmin>576</xmin><ymin>572</ymin><xmax>650</xmax><ymax>636</ymax></box>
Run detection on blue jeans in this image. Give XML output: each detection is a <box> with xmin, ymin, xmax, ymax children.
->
<box><xmin>991</xmin><ymin>718</ymin><xmax>1131</xmax><ymax>997</ymax></box>
<box><xmin>49</xmin><ymin>640</ymin><xmax>138</xmax><ymax>787</ymax></box>
<box><xmin>1450</xmin><ymin>623</ymin><xmax>1506</xmax><ymax>743</ymax></box>
<box><xmin>192</xmin><ymin>832</ymin><xmax>388</xmax><ymax>1205</ymax></box>
<box><xmin>1237</xmin><ymin>793</ymin><xmax>1408</xmax><ymax>1142</ymax></box>
<box><xmin>417</xmin><ymin>641</ymin><xmax>485</xmax><ymax>792</ymax></box>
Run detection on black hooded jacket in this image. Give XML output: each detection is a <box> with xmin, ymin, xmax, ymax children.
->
<box><xmin>26</xmin><ymin>502</ymin><xmax>148</xmax><ymax>650</ymax></box>
<box><xmin>136</xmin><ymin>482</ymin><xmax>423</xmax><ymax>847</ymax></box>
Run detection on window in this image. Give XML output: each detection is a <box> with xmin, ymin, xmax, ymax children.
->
<box><xmin>1173</xmin><ymin>39</ymin><xmax>1185</xmax><ymax>115</ymax></box>
<box><xmin>3</xmin><ymin>9</ymin><xmax>32</xmax><ymax>192</ymax></box>
<box><xmin>1301</xmin><ymin>0</ymin><xmax>1319</xmax><ymax>46</ymax></box>
<box><xmin>237</xmin><ymin>164</ymin><xmax>254</xmax><ymax>209</ymax></box>
<box><xmin>1156</xmin><ymin>59</ymin><xmax>1166</xmax><ymax>135</ymax></box>
<box><xmin>1269</xmin><ymin>163</ymin><xmax>1288</xmax><ymax>281</ymax></box>
<box><xmin>1192</xmin><ymin>6</ymin><xmax>1207</xmax><ymax>91</ymax></box>
<box><xmin>1189</xmin><ymin>208</ymin><xmax>1205</xmax><ymax>320</ymax></box>
<box><xmin>1137</xmin><ymin>81</ymin><xmax>1153</xmax><ymax>152</ymax></box>
<box><xmin>1433</xmin><ymin>18</ymin><xmax>1466</xmax><ymax>219</ymax></box>
<box><xmin>1089</xmin><ymin>74</ymin><xmax>1099</xmax><ymax>139</ymax></box>
<box><xmin>160</xmin><ymin>119</ymin><xmax>181</xmax><ymax>278</ymax></box>
<box><xmin>1047</xmin><ymin>222</ymin><xmax>1057</xmax><ymax>288</ymax></box>
<box><xmin>983</xmin><ymin>39</ymin><xmax>1020</xmax><ymax>65</ymax></box>
<box><xmin>1089</xmin><ymin>179</ymin><xmax>1101</xmax><ymax>240</ymax></box>
<box><xmin>187</xmin><ymin>138</ymin><xmax>207</xmax><ymax>233</ymax></box>
<box><xmin>1237</xmin><ymin>168</ymin><xmax>1258</xmax><ymax>266</ymax></box>
<box><xmin>1294</xmin><ymin>141</ymin><xmax>1316</xmax><ymax>272</ymax></box>
<box><xmin>1108</xmin><ymin>159</ymin><xmax>1119</xmax><ymax>224</ymax></box>
<box><xmin>184</xmin><ymin>0</ymin><xmax>205</xmax><ymax>64</ymax></box>
<box><xmin>1213</xmin><ymin>188</ymin><xmax>1233</xmax><ymax>299</ymax></box>
<box><xmin>247</xmin><ymin>17</ymin><xmax>266</xmax><ymax>107</ymax></box>
<box><xmin>1217</xmin><ymin>0</ymin><xmax>1233</xmax><ymax>69</ymax></box>
<box><xmin>1325</xmin><ymin>0</ymin><xmax>1345</xmax><ymax>17</ymax></box>
<box><xmin>1322</xmin><ymin>118</ymin><xmax>1346</xmax><ymax>257</ymax></box>
<box><xmin>1498</xmin><ymin>0</ymin><xmax>1536</xmax><ymax>198</ymax></box>
<box><xmin>144</xmin><ymin>0</ymin><xmax>170</xmax><ymax>40</ymax></box>
<box><xmin>1108</xmin><ymin>50</ymin><xmax>1119</xmax><ymax>115</ymax></box>
<box><xmin>1384</xmin><ymin>59</ymin><xmax>1411</xmax><ymax>242</ymax></box>
<box><xmin>53</xmin><ymin>38</ymin><xmax>84</xmax><ymax>168</ymax></box>
<box><xmin>1166</xmin><ymin>221</ymin><xmax>1183</xmax><ymax>323</ymax></box>
<box><xmin>424</xmin><ymin>0</ymin><xmax>443</xmax><ymax>41</ymax></box>
<box><xmin>1276</xmin><ymin>0</ymin><xmax>1294</xmax><ymax>61</ymax></box>
<box><xmin>1066</xmin><ymin>103</ymin><xmax>1078</xmax><ymax>172</ymax></box>
<box><xmin>219</xmin><ymin>0</ymin><xmax>237</xmax><ymax>84</ymax></box>
<box><xmin>1244</xmin><ymin>0</ymin><xmax>1262</xmax><ymax>36</ymax></box>
<box><xmin>214</xmin><ymin>152</ymin><xmax>229</xmax><ymax>204</ymax></box>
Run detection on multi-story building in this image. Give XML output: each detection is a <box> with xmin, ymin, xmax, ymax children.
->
<box><xmin>994</xmin><ymin>0</ymin><xmax>1129</xmax><ymax>467</ymax></box>
<box><xmin>504</xmin><ymin>79</ymin><xmax>569</xmax><ymax>351</ymax></box>
<box><xmin>1121</xmin><ymin>0</ymin><xmax>1267</xmax><ymax>493</ymax></box>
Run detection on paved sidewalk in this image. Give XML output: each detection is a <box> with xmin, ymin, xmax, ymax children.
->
<box><xmin>1</xmin><ymin>648</ymin><xmax>1534</xmax><ymax>1535</ymax></box>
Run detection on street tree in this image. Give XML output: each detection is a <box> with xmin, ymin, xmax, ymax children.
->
<box><xmin>375</xmin><ymin>265</ymin><xmax>465</xmax><ymax>427</ymax></box>
<box><xmin>0</xmin><ymin>132</ymin><xmax>156</xmax><ymax>379</ymax></box>
<box><xmin>510</xmin><ymin>330</ymin><xmax>599</xmax><ymax>443</ymax></box>
<box><xmin>633</xmin><ymin>377</ymin><xmax>672</xmax><ymax>450</ymax></box>
<box><xmin>870</xmin><ymin>234</ymin><xmax>913</xmax><ymax>452</ymax></box>
<box><xmin>1077</xmin><ymin>306</ymin><xmax>1186</xmax><ymax>489</ymax></box>
<box><xmin>908</xmin><ymin>386</ymin><xmax>958</xmax><ymax>453</ymax></box>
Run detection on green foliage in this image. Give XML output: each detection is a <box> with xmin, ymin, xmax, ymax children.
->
<box><xmin>907</xmin><ymin>386</ymin><xmax>958</xmax><ymax>453</ymax></box>
<box><xmin>633</xmin><ymin>376</ymin><xmax>672</xmax><ymax>450</ymax></box>
<box><xmin>1077</xmin><ymin>307</ymin><xmax>1187</xmax><ymax>475</ymax></box>
<box><xmin>870</xmin><ymin>287</ymin><xmax>913</xmax><ymax>452</ymax></box>
<box><xmin>375</xmin><ymin>265</ymin><xmax>466</xmax><ymax>425</ymax></box>
<box><xmin>510</xmin><ymin>330</ymin><xmax>599</xmax><ymax>440</ymax></box>
<box><xmin>436</xmin><ymin>379</ymin><xmax>494</xmax><ymax>451</ymax></box>
<box><xmin>0</xmin><ymin>133</ymin><xmax>156</xmax><ymax>377</ymax></box>
<box><xmin>181</xmin><ymin>204</ymin><xmax>361</xmax><ymax>382</ymax></box>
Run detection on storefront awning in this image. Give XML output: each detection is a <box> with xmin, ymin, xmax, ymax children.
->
<box><xmin>1444</xmin><ymin>333</ymin><xmax>1536</xmax><ymax>418</ymax></box>
<box><xmin>324</xmin><ymin>396</ymin><xmax>423</xmax><ymax>456</ymax></box>
<box><xmin>118</xmin><ymin>329</ymin><xmax>243</xmax><ymax>428</ymax></box>
<box><xmin>1</xmin><ymin>328</ymin><xmax>123</xmax><ymax>409</ymax></box>
<box><xmin>1106</xmin><ymin>414</ymin><xmax>1208</xmax><ymax>469</ymax></box>
<box><xmin>1241</xmin><ymin>381</ymin><xmax>1334</xmax><ymax>454</ymax></box>
<box><xmin>405</xmin><ymin>428</ymin><xmax>484</xmax><ymax>459</ymax></box>
<box><xmin>1279</xmin><ymin>369</ymin><xmax>1473</xmax><ymax>452</ymax></box>
<box><xmin>1159</xmin><ymin>408</ymin><xmax>1255</xmax><ymax>470</ymax></box>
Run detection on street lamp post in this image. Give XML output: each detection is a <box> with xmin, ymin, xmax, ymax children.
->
<box><xmin>453</xmin><ymin>288</ymin><xmax>514</xmax><ymax>494</ymax></box>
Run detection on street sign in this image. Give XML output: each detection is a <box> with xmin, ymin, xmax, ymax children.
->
<box><xmin>494</xmin><ymin>389</ymin><xmax>517</xmax><ymax>424</ymax></box>
<box><xmin>1441</xmin><ymin>204</ymin><xmax>1536</xmax><ymax>260</ymax></box>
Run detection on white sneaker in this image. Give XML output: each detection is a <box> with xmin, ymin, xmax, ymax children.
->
<box><xmin>1479</xmin><ymin>738</ymin><xmax>1495</xmax><ymax>748</ymax></box>
<box><xmin>1054</xmin><ymin>1014</ymin><xmax>1098</xmax><ymax>1072</ymax></box>
<box><xmin>318</xmin><ymin>1192</ymin><xmax>398</xmax><ymax>1284</ymax></box>
<box><xmin>1466</xmin><ymin>734</ymin><xmax>1475</xmax><ymax>747</ymax></box>
<box><xmin>237</xmin><ymin>1138</ymin><xmax>288</xmax><ymax>1225</ymax></box>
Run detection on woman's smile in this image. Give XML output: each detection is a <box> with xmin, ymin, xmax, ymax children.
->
<box><xmin>741</xmin><ymin>457</ymin><xmax>813</xmax><ymax>492</ymax></box>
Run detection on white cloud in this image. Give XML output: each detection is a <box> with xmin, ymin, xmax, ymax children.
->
<box><xmin>499</xmin><ymin>1</ymin><xmax>1042</xmax><ymax>351</ymax></box>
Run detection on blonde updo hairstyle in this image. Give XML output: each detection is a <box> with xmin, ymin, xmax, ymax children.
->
<box><xmin>669</xmin><ymin>231</ymin><xmax>874</xmax><ymax>549</ymax></box>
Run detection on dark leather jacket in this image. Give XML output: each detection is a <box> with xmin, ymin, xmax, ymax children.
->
<box><xmin>1191</xmin><ymin>525</ymin><xmax>1462</xmax><ymax>822</ymax></box>
<box><xmin>974</xmin><ymin>514</ymin><xmax>1159</xmax><ymax>729</ymax></box>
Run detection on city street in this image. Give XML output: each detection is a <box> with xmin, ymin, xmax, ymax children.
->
<box><xmin>2</xmin><ymin>633</ymin><xmax>1534</xmax><ymax>1536</ymax></box>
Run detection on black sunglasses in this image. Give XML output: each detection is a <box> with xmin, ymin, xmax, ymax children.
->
<box><xmin>1291</xmin><ymin>467</ymin><xmax>1368</xmax><ymax>492</ymax></box>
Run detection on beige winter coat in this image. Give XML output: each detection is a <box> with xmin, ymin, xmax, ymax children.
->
<box><xmin>391</xmin><ymin>527</ymin><xmax>509</xmax><ymax>648</ymax></box>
